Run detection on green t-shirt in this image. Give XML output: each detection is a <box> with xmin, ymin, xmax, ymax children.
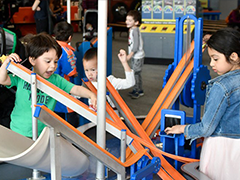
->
<box><xmin>7</xmin><ymin>73</ymin><xmax>74</xmax><ymax>137</ymax></box>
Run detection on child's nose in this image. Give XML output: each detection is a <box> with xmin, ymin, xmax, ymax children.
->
<box><xmin>210</xmin><ymin>59</ymin><xmax>214</xmax><ymax>67</ymax></box>
<box><xmin>50</xmin><ymin>61</ymin><xmax>56</xmax><ymax>68</ymax></box>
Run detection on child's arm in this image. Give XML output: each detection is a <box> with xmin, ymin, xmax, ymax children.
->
<box><xmin>127</xmin><ymin>52</ymin><xmax>134</xmax><ymax>61</ymax></box>
<box><xmin>32</xmin><ymin>0</ymin><xmax>40</xmax><ymax>11</ymax></box>
<box><xmin>70</xmin><ymin>85</ymin><xmax>97</xmax><ymax>109</ymax></box>
<box><xmin>0</xmin><ymin>53</ymin><xmax>22</xmax><ymax>86</ymax></box>
<box><xmin>108</xmin><ymin>49</ymin><xmax>135</xmax><ymax>90</ymax></box>
<box><xmin>118</xmin><ymin>49</ymin><xmax>131</xmax><ymax>72</ymax></box>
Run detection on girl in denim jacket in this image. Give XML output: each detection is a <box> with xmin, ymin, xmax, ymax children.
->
<box><xmin>165</xmin><ymin>28</ymin><xmax>240</xmax><ymax>180</ymax></box>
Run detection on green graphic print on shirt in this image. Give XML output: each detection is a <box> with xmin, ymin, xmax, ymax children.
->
<box><xmin>7</xmin><ymin>73</ymin><xmax>74</xmax><ymax>137</ymax></box>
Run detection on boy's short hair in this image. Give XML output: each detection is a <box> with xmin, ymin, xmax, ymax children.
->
<box><xmin>26</xmin><ymin>32</ymin><xmax>62</xmax><ymax>59</ymax></box>
<box><xmin>127</xmin><ymin>10</ymin><xmax>141</xmax><ymax>23</ymax></box>
<box><xmin>20</xmin><ymin>33</ymin><xmax>35</xmax><ymax>46</ymax></box>
<box><xmin>53</xmin><ymin>21</ymin><xmax>74</xmax><ymax>41</ymax></box>
<box><xmin>83</xmin><ymin>47</ymin><xmax>97</xmax><ymax>61</ymax></box>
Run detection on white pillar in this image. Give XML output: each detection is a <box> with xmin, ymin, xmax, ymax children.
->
<box><xmin>67</xmin><ymin>0</ymin><xmax>71</xmax><ymax>24</ymax></box>
<box><xmin>96</xmin><ymin>0</ymin><xmax>108</xmax><ymax>179</ymax></box>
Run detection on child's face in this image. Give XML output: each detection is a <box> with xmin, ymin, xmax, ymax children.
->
<box><xmin>208</xmin><ymin>47</ymin><xmax>238</xmax><ymax>75</ymax></box>
<box><xmin>30</xmin><ymin>48</ymin><xmax>59</xmax><ymax>79</ymax></box>
<box><xmin>83</xmin><ymin>57</ymin><xmax>98</xmax><ymax>82</ymax></box>
<box><xmin>125</xmin><ymin>15</ymin><xmax>138</xmax><ymax>29</ymax></box>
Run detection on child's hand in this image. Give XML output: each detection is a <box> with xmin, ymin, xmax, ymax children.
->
<box><xmin>118</xmin><ymin>49</ymin><xmax>127</xmax><ymax>63</ymax></box>
<box><xmin>89</xmin><ymin>104</ymin><xmax>97</xmax><ymax>112</ymax></box>
<box><xmin>164</xmin><ymin>125</ymin><xmax>186</xmax><ymax>135</ymax></box>
<box><xmin>2</xmin><ymin>53</ymin><xmax>22</xmax><ymax>65</ymax></box>
<box><xmin>90</xmin><ymin>93</ymin><xmax>97</xmax><ymax>110</ymax></box>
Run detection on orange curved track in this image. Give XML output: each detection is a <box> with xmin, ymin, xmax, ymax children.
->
<box><xmin>6</xmin><ymin>39</ymin><xmax>204</xmax><ymax>179</ymax></box>
<box><xmin>82</xmin><ymin>41</ymin><xmax>207</xmax><ymax>179</ymax></box>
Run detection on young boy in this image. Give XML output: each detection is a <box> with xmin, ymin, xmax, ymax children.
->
<box><xmin>0</xmin><ymin>33</ymin><xmax>97</xmax><ymax>138</ymax></box>
<box><xmin>125</xmin><ymin>10</ymin><xmax>145</xmax><ymax>99</ymax></box>
<box><xmin>82</xmin><ymin>47</ymin><xmax>135</xmax><ymax>115</ymax></box>
<box><xmin>53</xmin><ymin>21</ymin><xmax>80</xmax><ymax>127</ymax></box>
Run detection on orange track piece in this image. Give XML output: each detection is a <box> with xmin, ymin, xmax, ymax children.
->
<box><xmin>102</xmin><ymin>42</ymin><xmax>206</xmax><ymax>179</ymax></box>
<box><xmin>145</xmin><ymin>45</ymin><xmax>207</xmax><ymax>137</ymax></box>
<box><xmin>83</xmin><ymin>80</ymin><xmax>178</xmax><ymax>179</ymax></box>
<box><xmin>105</xmin><ymin>80</ymin><xmax>186</xmax><ymax>179</ymax></box>
<box><xmin>36</xmin><ymin>105</ymin><xmax>147</xmax><ymax>167</ymax></box>
<box><xmin>146</xmin><ymin>59</ymin><xmax>194</xmax><ymax>135</ymax></box>
<box><xmin>142</xmin><ymin>41</ymin><xmax>195</xmax><ymax>132</ymax></box>
<box><xmin>9</xmin><ymin>47</ymin><xmax>199</xmax><ymax>179</ymax></box>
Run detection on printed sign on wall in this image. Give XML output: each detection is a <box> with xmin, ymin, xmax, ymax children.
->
<box><xmin>163</xmin><ymin>0</ymin><xmax>173</xmax><ymax>19</ymax></box>
<box><xmin>153</xmin><ymin>0</ymin><xmax>163</xmax><ymax>19</ymax></box>
<box><xmin>142</xmin><ymin>0</ymin><xmax>153</xmax><ymax>19</ymax></box>
<box><xmin>185</xmin><ymin>0</ymin><xmax>196</xmax><ymax>15</ymax></box>
<box><xmin>174</xmin><ymin>0</ymin><xmax>184</xmax><ymax>18</ymax></box>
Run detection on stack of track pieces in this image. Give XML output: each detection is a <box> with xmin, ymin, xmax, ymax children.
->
<box><xmin>203</xmin><ymin>19</ymin><xmax>227</xmax><ymax>33</ymax></box>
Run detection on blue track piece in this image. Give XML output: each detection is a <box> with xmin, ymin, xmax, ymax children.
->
<box><xmin>180</xmin><ymin>73</ymin><xmax>194</xmax><ymax>107</ymax></box>
<box><xmin>191</xmin><ymin>65</ymin><xmax>211</xmax><ymax>105</ymax></box>
<box><xmin>162</xmin><ymin>62</ymin><xmax>174</xmax><ymax>89</ymax></box>
<box><xmin>130</xmin><ymin>156</ymin><xmax>161</xmax><ymax>180</ymax></box>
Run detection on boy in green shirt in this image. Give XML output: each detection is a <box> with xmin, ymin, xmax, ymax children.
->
<box><xmin>0</xmin><ymin>33</ymin><xmax>97</xmax><ymax>137</ymax></box>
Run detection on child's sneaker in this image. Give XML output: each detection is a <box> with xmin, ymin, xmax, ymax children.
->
<box><xmin>128</xmin><ymin>90</ymin><xmax>137</xmax><ymax>96</ymax></box>
<box><xmin>131</xmin><ymin>91</ymin><xmax>140</xmax><ymax>99</ymax></box>
<box><xmin>138</xmin><ymin>90</ymin><xmax>144</xmax><ymax>97</ymax></box>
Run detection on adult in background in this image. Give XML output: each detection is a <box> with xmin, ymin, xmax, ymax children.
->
<box><xmin>32</xmin><ymin>0</ymin><xmax>53</xmax><ymax>34</ymax></box>
<box><xmin>49</xmin><ymin>0</ymin><xmax>66</xmax><ymax>24</ymax></box>
<box><xmin>82</xmin><ymin>0</ymin><xmax>98</xmax><ymax>14</ymax></box>
<box><xmin>226</xmin><ymin>5</ymin><xmax>240</xmax><ymax>30</ymax></box>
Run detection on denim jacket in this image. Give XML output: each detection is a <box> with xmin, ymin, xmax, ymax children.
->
<box><xmin>184</xmin><ymin>69</ymin><xmax>240</xmax><ymax>142</ymax></box>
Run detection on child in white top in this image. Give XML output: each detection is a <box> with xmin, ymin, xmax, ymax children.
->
<box><xmin>83</xmin><ymin>48</ymin><xmax>135</xmax><ymax>116</ymax></box>
<box><xmin>125</xmin><ymin>10</ymin><xmax>145</xmax><ymax>99</ymax></box>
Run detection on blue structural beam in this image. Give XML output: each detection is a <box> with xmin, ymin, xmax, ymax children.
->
<box><xmin>130</xmin><ymin>156</ymin><xmax>161</xmax><ymax>180</ymax></box>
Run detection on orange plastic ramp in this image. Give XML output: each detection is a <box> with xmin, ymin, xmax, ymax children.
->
<box><xmin>84</xmin><ymin>78</ymin><xmax>201</xmax><ymax>179</ymax></box>
<box><xmin>83</xmin><ymin>79</ymin><xmax>181</xmax><ymax>179</ymax></box>
<box><xmin>105</xmin><ymin>79</ymin><xmax>186</xmax><ymax>179</ymax></box>
<box><xmin>35</xmin><ymin>104</ymin><xmax>148</xmax><ymax>169</ymax></box>
<box><xmin>145</xmin><ymin>46</ymin><xmax>207</xmax><ymax>137</ymax></box>
<box><xmin>6</xmin><ymin>62</ymin><xmax>143</xmax><ymax>163</ymax></box>
<box><xmin>104</xmin><ymin>46</ymin><xmax>204</xmax><ymax>179</ymax></box>
<box><xmin>145</xmin><ymin>58</ymin><xmax>194</xmax><ymax>135</ymax></box>
<box><xmin>142</xmin><ymin>41</ymin><xmax>195</xmax><ymax>132</ymax></box>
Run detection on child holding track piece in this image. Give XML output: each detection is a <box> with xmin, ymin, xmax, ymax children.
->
<box><xmin>0</xmin><ymin>33</ymin><xmax>97</xmax><ymax>138</ymax></box>
<box><xmin>164</xmin><ymin>28</ymin><xmax>240</xmax><ymax>180</ymax></box>
<box><xmin>83</xmin><ymin>47</ymin><xmax>135</xmax><ymax>115</ymax></box>
<box><xmin>125</xmin><ymin>10</ymin><xmax>145</xmax><ymax>99</ymax></box>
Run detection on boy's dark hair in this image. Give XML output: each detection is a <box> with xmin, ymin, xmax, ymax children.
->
<box><xmin>53</xmin><ymin>21</ymin><xmax>74</xmax><ymax>41</ymax></box>
<box><xmin>127</xmin><ymin>10</ymin><xmax>141</xmax><ymax>23</ymax></box>
<box><xmin>83</xmin><ymin>47</ymin><xmax>97</xmax><ymax>61</ymax></box>
<box><xmin>20</xmin><ymin>33</ymin><xmax>35</xmax><ymax>46</ymax></box>
<box><xmin>207</xmin><ymin>27</ymin><xmax>240</xmax><ymax>65</ymax></box>
<box><xmin>26</xmin><ymin>32</ymin><xmax>62</xmax><ymax>59</ymax></box>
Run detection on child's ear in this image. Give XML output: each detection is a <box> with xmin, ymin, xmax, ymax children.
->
<box><xmin>68</xmin><ymin>35</ymin><xmax>72</xmax><ymax>43</ymax></box>
<box><xmin>230</xmin><ymin>52</ymin><xmax>239</xmax><ymax>62</ymax></box>
<box><xmin>135</xmin><ymin>21</ymin><xmax>139</xmax><ymax>26</ymax></box>
<box><xmin>29</xmin><ymin>57</ymin><xmax>36</xmax><ymax>66</ymax></box>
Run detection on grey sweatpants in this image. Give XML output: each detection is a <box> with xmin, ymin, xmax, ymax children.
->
<box><xmin>131</xmin><ymin>57</ymin><xmax>144</xmax><ymax>91</ymax></box>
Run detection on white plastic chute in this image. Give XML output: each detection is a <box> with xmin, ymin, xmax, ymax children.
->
<box><xmin>0</xmin><ymin>125</ymin><xmax>89</xmax><ymax>177</ymax></box>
